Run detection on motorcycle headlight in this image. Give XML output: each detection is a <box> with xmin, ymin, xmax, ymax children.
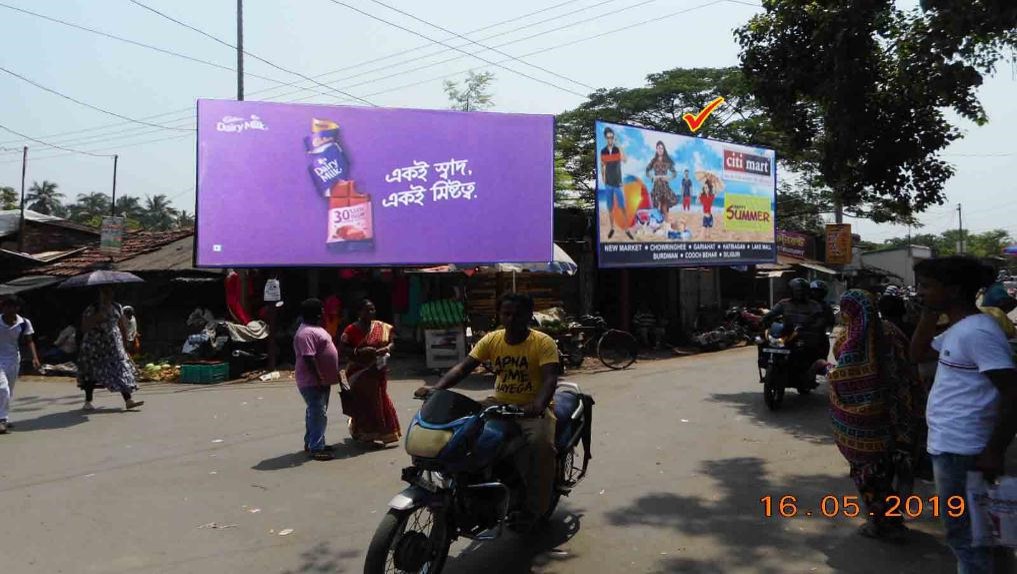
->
<box><xmin>768</xmin><ymin>336</ymin><xmax>785</xmax><ymax>348</ymax></box>
<box><xmin>754</xmin><ymin>336</ymin><xmax>764</xmax><ymax>345</ymax></box>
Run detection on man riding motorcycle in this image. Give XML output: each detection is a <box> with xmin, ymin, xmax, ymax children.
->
<box><xmin>415</xmin><ymin>293</ymin><xmax>559</xmax><ymax>525</ymax></box>
<box><xmin>763</xmin><ymin>278</ymin><xmax>830</xmax><ymax>386</ymax></box>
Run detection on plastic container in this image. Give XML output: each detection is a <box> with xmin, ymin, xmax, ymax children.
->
<box><xmin>180</xmin><ymin>362</ymin><xmax>229</xmax><ymax>384</ymax></box>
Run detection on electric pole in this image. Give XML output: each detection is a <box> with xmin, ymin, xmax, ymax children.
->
<box><xmin>957</xmin><ymin>203</ymin><xmax>964</xmax><ymax>254</ymax></box>
<box><xmin>111</xmin><ymin>154</ymin><xmax>119</xmax><ymax>217</ymax></box>
<box><xmin>17</xmin><ymin>146</ymin><xmax>27</xmax><ymax>253</ymax></box>
<box><xmin>237</xmin><ymin>0</ymin><xmax>244</xmax><ymax>101</ymax></box>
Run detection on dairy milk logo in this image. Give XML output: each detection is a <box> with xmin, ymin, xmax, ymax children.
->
<box><xmin>216</xmin><ymin>114</ymin><xmax>269</xmax><ymax>134</ymax></box>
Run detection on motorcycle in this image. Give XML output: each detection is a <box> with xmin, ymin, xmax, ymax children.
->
<box><xmin>725</xmin><ymin>306</ymin><xmax>768</xmax><ymax>342</ymax></box>
<box><xmin>364</xmin><ymin>383</ymin><xmax>594</xmax><ymax>574</ymax></box>
<box><xmin>756</xmin><ymin>322</ymin><xmax>821</xmax><ymax>410</ymax></box>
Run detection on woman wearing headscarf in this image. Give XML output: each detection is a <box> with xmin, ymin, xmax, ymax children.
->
<box><xmin>829</xmin><ymin>289</ymin><xmax>920</xmax><ymax>540</ymax></box>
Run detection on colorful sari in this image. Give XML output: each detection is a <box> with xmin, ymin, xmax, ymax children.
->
<box><xmin>829</xmin><ymin>289</ymin><xmax>917</xmax><ymax>528</ymax></box>
<box><xmin>340</xmin><ymin>321</ymin><xmax>401</xmax><ymax>445</ymax></box>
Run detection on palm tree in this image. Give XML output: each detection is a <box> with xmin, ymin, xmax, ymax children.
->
<box><xmin>68</xmin><ymin>192</ymin><xmax>111</xmax><ymax>226</ymax></box>
<box><xmin>26</xmin><ymin>180</ymin><xmax>65</xmax><ymax>216</ymax></box>
<box><xmin>142</xmin><ymin>194</ymin><xmax>180</xmax><ymax>231</ymax></box>
<box><xmin>1</xmin><ymin>186</ymin><xmax>16</xmax><ymax>210</ymax></box>
<box><xmin>115</xmin><ymin>195</ymin><xmax>144</xmax><ymax>220</ymax></box>
<box><xmin>176</xmin><ymin>210</ymin><xmax>195</xmax><ymax>229</ymax></box>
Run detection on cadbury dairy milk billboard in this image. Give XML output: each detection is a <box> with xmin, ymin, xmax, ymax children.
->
<box><xmin>195</xmin><ymin>100</ymin><xmax>554</xmax><ymax>266</ymax></box>
<box><xmin>595</xmin><ymin>121</ymin><xmax>777</xmax><ymax>268</ymax></box>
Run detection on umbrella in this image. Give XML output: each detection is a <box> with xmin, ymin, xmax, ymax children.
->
<box><xmin>694</xmin><ymin>170</ymin><xmax>725</xmax><ymax>193</ymax></box>
<box><xmin>1003</xmin><ymin>245</ymin><xmax>1017</xmax><ymax>256</ymax></box>
<box><xmin>58</xmin><ymin>270</ymin><xmax>144</xmax><ymax>289</ymax></box>
<box><xmin>488</xmin><ymin>244</ymin><xmax>578</xmax><ymax>276</ymax></box>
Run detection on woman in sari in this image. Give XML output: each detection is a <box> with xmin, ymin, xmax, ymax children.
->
<box><xmin>829</xmin><ymin>289</ymin><xmax>919</xmax><ymax>540</ymax></box>
<box><xmin>339</xmin><ymin>299</ymin><xmax>401</xmax><ymax>446</ymax></box>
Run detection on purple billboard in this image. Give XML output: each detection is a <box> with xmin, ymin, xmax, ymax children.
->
<box><xmin>195</xmin><ymin>100</ymin><xmax>554</xmax><ymax>267</ymax></box>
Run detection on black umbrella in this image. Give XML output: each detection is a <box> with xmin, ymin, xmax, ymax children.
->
<box><xmin>58</xmin><ymin>270</ymin><xmax>144</xmax><ymax>289</ymax></box>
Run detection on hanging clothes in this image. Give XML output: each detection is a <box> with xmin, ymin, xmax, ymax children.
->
<box><xmin>225</xmin><ymin>271</ymin><xmax>252</xmax><ymax>325</ymax></box>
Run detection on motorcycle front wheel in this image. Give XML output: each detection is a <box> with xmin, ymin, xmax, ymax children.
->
<box><xmin>763</xmin><ymin>370</ymin><xmax>785</xmax><ymax>411</ymax></box>
<box><xmin>364</xmin><ymin>507</ymin><xmax>450</xmax><ymax>574</ymax></box>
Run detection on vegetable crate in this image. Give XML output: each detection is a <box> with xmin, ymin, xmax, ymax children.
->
<box><xmin>180</xmin><ymin>362</ymin><xmax>229</xmax><ymax>384</ymax></box>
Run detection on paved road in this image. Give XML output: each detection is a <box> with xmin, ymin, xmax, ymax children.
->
<box><xmin>1</xmin><ymin>347</ymin><xmax>961</xmax><ymax>574</ymax></box>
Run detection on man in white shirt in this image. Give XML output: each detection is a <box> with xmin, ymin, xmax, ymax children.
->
<box><xmin>911</xmin><ymin>256</ymin><xmax>1017</xmax><ymax>573</ymax></box>
<box><xmin>1</xmin><ymin>295</ymin><xmax>41</xmax><ymax>434</ymax></box>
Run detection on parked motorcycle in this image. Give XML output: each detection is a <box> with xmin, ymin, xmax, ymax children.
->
<box><xmin>756</xmin><ymin>322</ymin><xmax>820</xmax><ymax>410</ymax></box>
<box><xmin>364</xmin><ymin>384</ymin><xmax>594</xmax><ymax>574</ymax></box>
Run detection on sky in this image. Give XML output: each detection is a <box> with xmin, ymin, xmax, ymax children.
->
<box><xmin>0</xmin><ymin>0</ymin><xmax>1014</xmax><ymax>244</ymax></box>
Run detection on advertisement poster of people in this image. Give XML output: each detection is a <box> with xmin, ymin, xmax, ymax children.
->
<box><xmin>195</xmin><ymin>100</ymin><xmax>554</xmax><ymax>267</ymax></box>
<box><xmin>595</xmin><ymin>121</ymin><xmax>777</xmax><ymax>268</ymax></box>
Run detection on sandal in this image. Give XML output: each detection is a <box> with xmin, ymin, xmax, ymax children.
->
<box><xmin>309</xmin><ymin>450</ymin><xmax>335</xmax><ymax>461</ymax></box>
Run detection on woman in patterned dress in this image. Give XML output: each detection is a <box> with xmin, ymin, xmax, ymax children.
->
<box><xmin>645</xmin><ymin>141</ymin><xmax>678</xmax><ymax>219</ymax></box>
<box><xmin>829</xmin><ymin>289</ymin><xmax>919</xmax><ymax>540</ymax></box>
<box><xmin>77</xmin><ymin>286</ymin><xmax>144</xmax><ymax>411</ymax></box>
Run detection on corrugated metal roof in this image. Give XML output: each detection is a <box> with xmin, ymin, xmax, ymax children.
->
<box><xmin>0</xmin><ymin>209</ymin><xmax>100</xmax><ymax>237</ymax></box>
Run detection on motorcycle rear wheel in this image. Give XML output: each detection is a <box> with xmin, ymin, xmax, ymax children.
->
<box><xmin>364</xmin><ymin>507</ymin><xmax>450</xmax><ymax>574</ymax></box>
<box><xmin>763</xmin><ymin>370</ymin><xmax>784</xmax><ymax>411</ymax></box>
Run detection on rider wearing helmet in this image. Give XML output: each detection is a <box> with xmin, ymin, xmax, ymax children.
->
<box><xmin>809</xmin><ymin>280</ymin><xmax>837</xmax><ymax>356</ymax></box>
<box><xmin>763</xmin><ymin>277</ymin><xmax>829</xmax><ymax>363</ymax></box>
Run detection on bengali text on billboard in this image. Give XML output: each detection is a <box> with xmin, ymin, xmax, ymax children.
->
<box><xmin>594</xmin><ymin>121</ymin><xmax>777</xmax><ymax>268</ymax></box>
<box><xmin>195</xmin><ymin>100</ymin><xmax>554</xmax><ymax>266</ymax></box>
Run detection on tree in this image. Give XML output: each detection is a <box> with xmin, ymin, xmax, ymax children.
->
<box><xmin>26</xmin><ymin>180</ymin><xmax>66</xmax><ymax>216</ymax></box>
<box><xmin>443</xmin><ymin>71</ymin><xmax>495</xmax><ymax>112</ymax></box>
<box><xmin>736</xmin><ymin>2</ymin><xmax>1016</xmax><ymax>223</ymax></box>
<box><xmin>0</xmin><ymin>186</ymin><xmax>16</xmax><ymax>210</ymax></box>
<box><xmin>176</xmin><ymin>210</ymin><xmax>195</xmax><ymax>229</ymax></box>
<box><xmin>67</xmin><ymin>192</ymin><xmax>111</xmax><ymax>227</ymax></box>
<box><xmin>141</xmin><ymin>194</ymin><xmax>180</xmax><ymax>231</ymax></box>
<box><xmin>556</xmin><ymin>67</ymin><xmax>787</xmax><ymax>209</ymax></box>
<box><xmin>876</xmin><ymin>228</ymin><xmax>1013</xmax><ymax>258</ymax></box>
<box><xmin>115</xmin><ymin>195</ymin><xmax>144</xmax><ymax>220</ymax></box>
<box><xmin>775</xmin><ymin>181</ymin><xmax>826</xmax><ymax>235</ymax></box>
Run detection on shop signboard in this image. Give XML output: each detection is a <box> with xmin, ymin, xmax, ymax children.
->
<box><xmin>825</xmin><ymin>224</ymin><xmax>853</xmax><ymax>265</ymax></box>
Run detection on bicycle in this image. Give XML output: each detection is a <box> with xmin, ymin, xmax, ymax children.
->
<box><xmin>555</xmin><ymin>315</ymin><xmax>638</xmax><ymax>371</ymax></box>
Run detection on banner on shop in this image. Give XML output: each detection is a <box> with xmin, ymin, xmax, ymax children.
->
<box><xmin>776</xmin><ymin>230</ymin><xmax>813</xmax><ymax>260</ymax></box>
<box><xmin>593</xmin><ymin>121</ymin><xmax>777</xmax><ymax>268</ymax></box>
<box><xmin>825</xmin><ymin>224</ymin><xmax>853</xmax><ymax>265</ymax></box>
<box><xmin>195</xmin><ymin>100</ymin><xmax>554</xmax><ymax>266</ymax></box>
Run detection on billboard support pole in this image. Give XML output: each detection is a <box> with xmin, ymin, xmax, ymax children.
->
<box><xmin>110</xmin><ymin>154</ymin><xmax>118</xmax><ymax>217</ymax></box>
<box><xmin>236</xmin><ymin>0</ymin><xmax>244</xmax><ymax>101</ymax></box>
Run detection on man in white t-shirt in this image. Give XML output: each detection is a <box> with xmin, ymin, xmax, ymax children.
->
<box><xmin>1</xmin><ymin>295</ymin><xmax>41</xmax><ymax>434</ymax></box>
<box><xmin>912</xmin><ymin>257</ymin><xmax>1017</xmax><ymax>574</ymax></box>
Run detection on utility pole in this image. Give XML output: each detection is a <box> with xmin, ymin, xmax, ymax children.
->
<box><xmin>237</xmin><ymin>0</ymin><xmax>244</xmax><ymax>101</ymax></box>
<box><xmin>957</xmin><ymin>203</ymin><xmax>964</xmax><ymax>254</ymax></box>
<box><xmin>110</xmin><ymin>154</ymin><xmax>119</xmax><ymax>217</ymax></box>
<box><xmin>16</xmin><ymin>146</ymin><xmax>27</xmax><ymax>253</ymax></box>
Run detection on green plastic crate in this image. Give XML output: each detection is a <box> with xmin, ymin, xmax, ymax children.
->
<box><xmin>180</xmin><ymin>362</ymin><xmax>229</xmax><ymax>384</ymax></box>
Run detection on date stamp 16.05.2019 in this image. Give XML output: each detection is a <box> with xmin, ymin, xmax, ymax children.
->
<box><xmin>760</xmin><ymin>495</ymin><xmax>967</xmax><ymax>519</ymax></box>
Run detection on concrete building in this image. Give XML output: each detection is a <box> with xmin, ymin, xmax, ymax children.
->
<box><xmin>860</xmin><ymin>245</ymin><xmax>933</xmax><ymax>286</ymax></box>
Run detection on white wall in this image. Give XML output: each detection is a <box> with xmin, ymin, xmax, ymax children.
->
<box><xmin>861</xmin><ymin>246</ymin><xmax>933</xmax><ymax>286</ymax></box>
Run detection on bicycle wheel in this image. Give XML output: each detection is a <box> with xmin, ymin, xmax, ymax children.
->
<box><xmin>597</xmin><ymin>329</ymin><xmax>638</xmax><ymax>370</ymax></box>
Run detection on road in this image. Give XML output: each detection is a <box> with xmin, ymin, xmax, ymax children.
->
<box><xmin>0</xmin><ymin>346</ymin><xmax>960</xmax><ymax>574</ymax></box>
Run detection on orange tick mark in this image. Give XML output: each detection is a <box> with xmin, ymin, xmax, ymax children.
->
<box><xmin>682</xmin><ymin>96</ymin><xmax>725</xmax><ymax>133</ymax></box>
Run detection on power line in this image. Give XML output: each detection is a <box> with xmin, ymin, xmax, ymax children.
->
<box><xmin>0</xmin><ymin>123</ymin><xmax>114</xmax><ymax>158</ymax></box>
<box><xmin>364</xmin><ymin>0</ymin><xmax>595</xmax><ymax>91</ymax></box>
<box><xmin>325</xmin><ymin>0</ymin><xmax>622</xmax><ymax>97</ymax></box>
<box><xmin>128</xmin><ymin>0</ymin><xmax>377</xmax><ymax>107</ymax></box>
<box><xmin>0</xmin><ymin>132</ymin><xmax>194</xmax><ymax>165</ymax></box>
<box><xmin>0</xmin><ymin>65</ymin><xmax>192</xmax><ymax>132</ymax></box>
<box><xmin>4</xmin><ymin>0</ymin><xmax>741</xmax><ymax>157</ymax></box>
<box><xmin>0</xmin><ymin>0</ymin><xmax>619</xmax><ymax>147</ymax></box>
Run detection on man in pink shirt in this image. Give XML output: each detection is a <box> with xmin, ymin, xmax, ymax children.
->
<box><xmin>294</xmin><ymin>299</ymin><xmax>340</xmax><ymax>461</ymax></box>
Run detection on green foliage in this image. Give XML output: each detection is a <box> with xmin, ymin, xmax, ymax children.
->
<box><xmin>736</xmin><ymin>1</ymin><xmax>1016</xmax><ymax>223</ymax></box>
<box><xmin>878</xmin><ymin>228</ymin><xmax>1013</xmax><ymax>257</ymax></box>
<box><xmin>26</xmin><ymin>180</ymin><xmax>65</xmax><ymax>216</ymax></box>
<box><xmin>141</xmin><ymin>194</ymin><xmax>180</xmax><ymax>231</ymax></box>
<box><xmin>443</xmin><ymin>71</ymin><xmax>495</xmax><ymax>112</ymax></box>
<box><xmin>0</xmin><ymin>186</ymin><xmax>16</xmax><ymax>210</ymax></box>
<box><xmin>67</xmin><ymin>192</ymin><xmax>111</xmax><ymax>226</ymax></box>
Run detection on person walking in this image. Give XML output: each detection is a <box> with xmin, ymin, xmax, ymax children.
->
<box><xmin>1</xmin><ymin>296</ymin><xmax>41</xmax><ymax>433</ymax></box>
<box><xmin>338</xmin><ymin>299</ymin><xmax>401</xmax><ymax>446</ymax></box>
<box><xmin>294</xmin><ymin>298</ymin><xmax>340</xmax><ymax>461</ymax></box>
<box><xmin>911</xmin><ymin>256</ymin><xmax>1017</xmax><ymax>573</ymax></box>
<box><xmin>828</xmin><ymin>289</ymin><xmax>920</xmax><ymax>540</ymax></box>
<box><xmin>76</xmin><ymin>286</ymin><xmax>144</xmax><ymax>411</ymax></box>
<box><xmin>123</xmin><ymin>306</ymin><xmax>141</xmax><ymax>357</ymax></box>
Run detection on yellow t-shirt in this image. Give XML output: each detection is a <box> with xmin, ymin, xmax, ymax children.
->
<box><xmin>980</xmin><ymin>306</ymin><xmax>1016</xmax><ymax>339</ymax></box>
<box><xmin>469</xmin><ymin>329</ymin><xmax>560</xmax><ymax>405</ymax></box>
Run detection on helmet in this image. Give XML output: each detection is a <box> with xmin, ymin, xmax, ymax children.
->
<box><xmin>788</xmin><ymin>278</ymin><xmax>809</xmax><ymax>298</ymax></box>
<box><xmin>809</xmin><ymin>280</ymin><xmax>828</xmax><ymax>298</ymax></box>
